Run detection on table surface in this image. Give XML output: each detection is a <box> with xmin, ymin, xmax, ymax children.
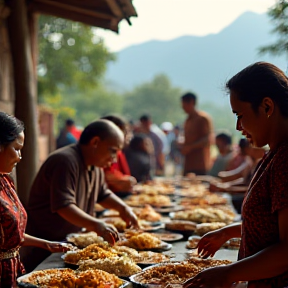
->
<box><xmin>33</xmin><ymin>239</ymin><xmax>246</xmax><ymax>288</ymax></box>
<box><xmin>35</xmin><ymin>241</ymin><xmax>239</xmax><ymax>271</ymax></box>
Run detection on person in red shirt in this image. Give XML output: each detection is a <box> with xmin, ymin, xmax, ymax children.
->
<box><xmin>101</xmin><ymin>115</ymin><xmax>137</xmax><ymax>197</ymax></box>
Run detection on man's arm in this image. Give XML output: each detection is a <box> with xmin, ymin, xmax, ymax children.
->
<box><xmin>99</xmin><ymin>193</ymin><xmax>139</xmax><ymax>228</ymax></box>
<box><xmin>57</xmin><ymin>204</ymin><xmax>119</xmax><ymax>244</ymax></box>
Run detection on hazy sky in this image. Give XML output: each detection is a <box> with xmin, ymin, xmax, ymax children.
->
<box><xmin>97</xmin><ymin>0</ymin><xmax>277</xmax><ymax>52</ymax></box>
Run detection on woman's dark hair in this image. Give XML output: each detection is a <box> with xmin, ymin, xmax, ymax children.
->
<box><xmin>0</xmin><ymin>112</ymin><xmax>24</xmax><ymax>146</ymax></box>
<box><xmin>129</xmin><ymin>134</ymin><xmax>147</xmax><ymax>151</ymax></box>
<box><xmin>226</xmin><ymin>62</ymin><xmax>288</xmax><ymax>117</ymax></box>
<box><xmin>101</xmin><ymin>114</ymin><xmax>127</xmax><ymax>132</ymax></box>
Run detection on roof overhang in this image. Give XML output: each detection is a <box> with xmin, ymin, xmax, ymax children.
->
<box><xmin>28</xmin><ymin>0</ymin><xmax>137</xmax><ymax>32</ymax></box>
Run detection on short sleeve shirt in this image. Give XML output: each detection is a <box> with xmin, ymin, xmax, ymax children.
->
<box><xmin>27</xmin><ymin>144</ymin><xmax>112</xmax><ymax>241</ymax></box>
<box><xmin>239</xmin><ymin>143</ymin><xmax>288</xmax><ymax>287</ymax></box>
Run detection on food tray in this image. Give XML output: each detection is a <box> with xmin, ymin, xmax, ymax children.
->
<box><xmin>17</xmin><ymin>268</ymin><xmax>130</xmax><ymax>288</ymax></box>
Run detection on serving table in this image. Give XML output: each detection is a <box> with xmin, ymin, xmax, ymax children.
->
<box><xmin>31</xmin><ymin>179</ymin><xmax>246</xmax><ymax>287</ymax></box>
<box><xmin>33</xmin><ymin>239</ymin><xmax>245</xmax><ymax>287</ymax></box>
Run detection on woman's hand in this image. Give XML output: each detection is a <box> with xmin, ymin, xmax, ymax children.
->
<box><xmin>119</xmin><ymin>206</ymin><xmax>139</xmax><ymax>229</ymax></box>
<box><xmin>197</xmin><ymin>229</ymin><xmax>228</xmax><ymax>258</ymax></box>
<box><xmin>183</xmin><ymin>266</ymin><xmax>232</xmax><ymax>288</ymax></box>
<box><xmin>44</xmin><ymin>242</ymin><xmax>74</xmax><ymax>253</ymax></box>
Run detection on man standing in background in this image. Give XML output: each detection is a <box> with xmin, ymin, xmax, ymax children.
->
<box><xmin>180</xmin><ymin>92</ymin><xmax>214</xmax><ymax>175</ymax></box>
<box><xmin>136</xmin><ymin>114</ymin><xmax>164</xmax><ymax>176</ymax></box>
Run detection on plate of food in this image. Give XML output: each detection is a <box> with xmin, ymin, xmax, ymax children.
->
<box><xmin>139</xmin><ymin>220</ymin><xmax>164</xmax><ymax>232</ymax></box>
<box><xmin>117</xmin><ymin>231</ymin><xmax>172</xmax><ymax>252</ymax></box>
<box><xmin>129</xmin><ymin>258</ymin><xmax>232</xmax><ymax>288</ymax></box>
<box><xmin>165</xmin><ymin>220</ymin><xmax>197</xmax><ymax>238</ymax></box>
<box><xmin>17</xmin><ymin>268</ymin><xmax>129</xmax><ymax>288</ymax></box>
<box><xmin>186</xmin><ymin>235</ymin><xmax>201</xmax><ymax>249</ymax></box>
<box><xmin>151</xmin><ymin>232</ymin><xmax>184</xmax><ymax>242</ymax></box>
<box><xmin>62</xmin><ymin>242</ymin><xmax>121</xmax><ymax>265</ymax></box>
<box><xmin>133</xmin><ymin>205</ymin><xmax>163</xmax><ymax>222</ymax></box>
<box><xmin>194</xmin><ymin>222</ymin><xmax>227</xmax><ymax>236</ymax></box>
<box><xmin>169</xmin><ymin>206</ymin><xmax>235</xmax><ymax>224</ymax></box>
<box><xmin>66</xmin><ymin>231</ymin><xmax>104</xmax><ymax>248</ymax></box>
<box><xmin>133</xmin><ymin>251</ymin><xmax>173</xmax><ymax>266</ymax></box>
<box><xmin>77</xmin><ymin>257</ymin><xmax>142</xmax><ymax>277</ymax></box>
<box><xmin>124</xmin><ymin>194</ymin><xmax>173</xmax><ymax>208</ymax></box>
<box><xmin>153</xmin><ymin>205</ymin><xmax>184</xmax><ymax>214</ymax></box>
<box><xmin>222</xmin><ymin>238</ymin><xmax>241</xmax><ymax>250</ymax></box>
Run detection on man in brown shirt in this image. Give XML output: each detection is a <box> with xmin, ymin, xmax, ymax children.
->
<box><xmin>22</xmin><ymin>119</ymin><xmax>138</xmax><ymax>271</ymax></box>
<box><xmin>180</xmin><ymin>92</ymin><xmax>214</xmax><ymax>175</ymax></box>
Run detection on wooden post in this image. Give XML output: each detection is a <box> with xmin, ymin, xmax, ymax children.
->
<box><xmin>6</xmin><ymin>0</ymin><xmax>38</xmax><ymax>207</ymax></box>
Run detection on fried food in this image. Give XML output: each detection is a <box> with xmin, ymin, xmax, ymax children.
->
<box><xmin>66</xmin><ymin>232</ymin><xmax>104</xmax><ymax>248</ymax></box>
<box><xmin>172</xmin><ymin>207</ymin><xmax>235</xmax><ymax>224</ymax></box>
<box><xmin>117</xmin><ymin>231</ymin><xmax>162</xmax><ymax>250</ymax></box>
<box><xmin>18</xmin><ymin>268</ymin><xmax>124</xmax><ymax>288</ymax></box>
<box><xmin>78</xmin><ymin>257</ymin><xmax>141</xmax><ymax>277</ymax></box>
<box><xmin>195</xmin><ymin>222</ymin><xmax>227</xmax><ymax>236</ymax></box>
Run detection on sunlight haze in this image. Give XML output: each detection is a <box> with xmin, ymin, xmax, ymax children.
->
<box><xmin>97</xmin><ymin>0</ymin><xmax>277</xmax><ymax>52</ymax></box>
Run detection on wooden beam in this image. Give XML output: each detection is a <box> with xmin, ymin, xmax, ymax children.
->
<box><xmin>105</xmin><ymin>0</ymin><xmax>124</xmax><ymax>18</ymax></box>
<box><xmin>30</xmin><ymin>2</ymin><xmax>119</xmax><ymax>32</ymax></box>
<box><xmin>28</xmin><ymin>12</ymin><xmax>38</xmax><ymax>77</ymax></box>
<box><xmin>39</xmin><ymin>0</ymin><xmax>113</xmax><ymax>18</ymax></box>
<box><xmin>33</xmin><ymin>0</ymin><xmax>115</xmax><ymax>20</ymax></box>
<box><xmin>6</xmin><ymin>0</ymin><xmax>39</xmax><ymax>207</ymax></box>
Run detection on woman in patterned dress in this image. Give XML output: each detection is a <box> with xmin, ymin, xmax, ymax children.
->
<box><xmin>183</xmin><ymin>62</ymin><xmax>288</xmax><ymax>288</ymax></box>
<box><xmin>0</xmin><ymin>112</ymin><xmax>71</xmax><ymax>287</ymax></box>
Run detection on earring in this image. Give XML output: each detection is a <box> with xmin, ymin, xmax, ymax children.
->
<box><xmin>267</xmin><ymin>114</ymin><xmax>270</xmax><ymax>119</ymax></box>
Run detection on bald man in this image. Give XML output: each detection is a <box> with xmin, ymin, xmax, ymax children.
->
<box><xmin>22</xmin><ymin>119</ymin><xmax>138</xmax><ymax>271</ymax></box>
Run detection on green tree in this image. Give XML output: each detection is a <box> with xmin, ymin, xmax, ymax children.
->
<box><xmin>38</xmin><ymin>15</ymin><xmax>115</xmax><ymax>98</ymax></box>
<box><xmin>259</xmin><ymin>0</ymin><xmax>288</xmax><ymax>56</ymax></box>
<box><xmin>61</xmin><ymin>86</ymin><xmax>124</xmax><ymax>127</ymax></box>
<box><xmin>122</xmin><ymin>74</ymin><xmax>184</xmax><ymax>125</ymax></box>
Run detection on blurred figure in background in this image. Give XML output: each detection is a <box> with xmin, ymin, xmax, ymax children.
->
<box><xmin>180</xmin><ymin>92</ymin><xmax>214</xmax><ymax>175</ymax></box>
<box><xmin>208</xmin><ymin>132</ymin><xmax>234</xmax><ymax>177</ymax></box>
<box><xmin>160</xmin><ymin>121</ymin><xmax>174</xmax><ymax>176</ymax></box>
<box><xmin>160</xmin><ymin>122</ymin><xmax>175</xmax><ymax>156</ymax></box>
<box><xmin>124</xmin><ymin>134</ymin><xmax>152</xmax><ymax>182</ymax></box>
<box><xmin>135</xmin><ymin>114</ymin><xmax>164</xmax><ymax>176</ymax></box>
<box><xmin>217</xmin><ymin>141</ymin><xmax>266</xmax><ymax>187</ymax></box>
<box><xmin>101</xmin><ymin>114</ymin><xmax>137</xmax><ymax>197</ymax></box>
<box><xmin>225</xmin><ymin>137</ymin><xmax>250</xmax><ymax>171</ymax></box>
<box><xmin>169</xmin><ymin>125</ymin><xmax>184</xmax><ymax>175</ymax></box>
<box><xmin>56</xmin><ymin>118</ymin><xmax>81</xmax><ymax>149</ymax></box>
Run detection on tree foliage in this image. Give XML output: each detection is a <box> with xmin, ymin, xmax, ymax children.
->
<box><xmin>122</xmin><ymin>74</ymin><xmax>184</xmax><ymax>125</ymax></box>
<box><xmin>61</xmin><ymin>87</ymin><xmax>123</xmax><ymax>127</ymax></box>
<box><xmin>38</xmin><ymin>15</ymin><xmax>115</xmax><ymax>97</ymax></box>
<box><xmin>259</xmin><ymin>0</ymin><xmax>288</xmax><ymax>55</ymax></box>
<box><xmin>37</xmin><ymin>16</ymin><xmax>239</xmax><ymax>138</ymax></box>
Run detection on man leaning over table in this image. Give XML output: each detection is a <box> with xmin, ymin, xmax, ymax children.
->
<box><xmin>21</xmin><ymin>119</ymin><xmax>139</xmax><ymax>272</ymax></box>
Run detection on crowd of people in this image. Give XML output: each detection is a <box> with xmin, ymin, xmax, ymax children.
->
<box><xmin>1</xmin><ymin>61</ymin><xmax>288</xmax><ymax>287</ymax></box>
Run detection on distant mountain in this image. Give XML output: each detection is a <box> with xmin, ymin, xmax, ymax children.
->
<box><xmin>105</xmin><ymin>11</ymin><xmax>286</xmax><ymax>105</ymax></box>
